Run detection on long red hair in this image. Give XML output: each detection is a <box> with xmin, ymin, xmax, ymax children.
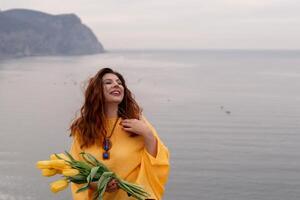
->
<box><xmin>69</xmin><ymin>68</ymin><xmax>142</xmax><ymax>148</ymax></box>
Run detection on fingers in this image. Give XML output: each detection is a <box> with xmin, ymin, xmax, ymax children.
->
<box><xmin>106</xmin><ymin>179</ymin><xmax>119</xmax><ymax>193</ymax></box>
<box><xmin>121</xmin><ymin>119</ymin><xmax>138</xmax><ymax>124</ymax></box>
<box><xmin>106</xmin><ymin>186</ymin><xmax>118</xmax><ymax>192</ymax></box>
<box><xmin>108</xmin><ymin>179</ymin><xmax>117</xmax><ymax>187</ymax></box>
<box><xmin>122</xmin><ymin>128</ymin><xmax>134</xmax><ymax>133</ymax></box>
<box><xmin>89</xmin><ymin>182</ymin><xmax>97</xmax><ymax>190</ymax></box>
<box><xmin>121</xmin><ymin>123</ymin><xmax>131</xmax><ymax>128</ymax></box>
<box><xmin>107</xmin><ymin>179</ymin><xmax>113</xmax><ymax>187</ymax></box>
<box><xmin>121</xmin><ymin>119</ymin><xmax>141</xmax><ymax>127</ymax></box>
<box><xmin>120</xmin><ymin>120</ymin><xmax>130</xmax><ymax>127</ymax></box>
<box><xmin>121</xmin><ymin>119</ymin><xmax>131</xmax><ymax>123</ymax></box>
<box><xmin>120</xmin><ymin>119</ymin><xmax>136</xmax><ymax>130</ymax></box>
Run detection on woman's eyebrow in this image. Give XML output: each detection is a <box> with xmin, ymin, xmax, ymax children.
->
<box><xmin>103</xmin><ymin>78</ymin><xmax>121</xmax><ymax>81</ymax></box>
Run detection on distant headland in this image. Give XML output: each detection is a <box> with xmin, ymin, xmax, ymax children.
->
<box><xmin>0</xmin><ymin>9</ymin><xmax>104</xmax><ymax>58</ymax></box>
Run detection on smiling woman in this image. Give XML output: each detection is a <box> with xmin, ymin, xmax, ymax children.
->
<box><xmin>102</xmin><ymin>73</ymin><xmax>125</xmax><ymax>107</ymax></box>
<box><xmin>68</xmin><ymin>68</ymin><xmax>170</xmax><ymax>200</ymax></box>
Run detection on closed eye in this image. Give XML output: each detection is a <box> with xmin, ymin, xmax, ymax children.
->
<box><xmin>103</xmin><ymin>80</ymin><xmax>123</xmax><ymax>86</ymax></box>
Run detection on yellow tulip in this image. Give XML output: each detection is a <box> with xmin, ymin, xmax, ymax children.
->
<box><xmin>41</xmin><ymin>168</ymin><xmax>57</xmax><ymax>177</ymax></box>
<box><xmin>63</xmin><ymin>164</ymin><xmax>72</xmax><ymax>169</ymax></box>
<box><xmin>62</xmin><ymin>169</ymin><xmax>79</xmax><ymax>176</ymax></box>
<box><xmin>50</xmin><ymin>160</ymin><xmax>68</xmax><ymax>169</ymax></box>
<box><xmin>50</xmin><ymin>179</ymin><xmax>69</xmax><ymax>193</ymax></box>
<box><xmin>36</xmin><ymin>160</ymin><xmax>52</xmax><ymax>169</ymax></box>
<box><xmin>50</xmin><ymin>153</ymin><xmax>69</xmax><ymax>161</ymax></box>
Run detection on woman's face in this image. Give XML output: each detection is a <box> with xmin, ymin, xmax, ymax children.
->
<box><xmin>102</xmin><ymin>73</ymin><xmax>124</xmax><ymax>104</ymax></box>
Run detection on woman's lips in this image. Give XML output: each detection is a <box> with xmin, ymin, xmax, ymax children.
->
<box><xmin>110</xmin><ymin>90</ymin><xmax>121</xmax><ymax>96</ymax></box>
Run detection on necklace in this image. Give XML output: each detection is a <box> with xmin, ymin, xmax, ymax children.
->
<box><xmin>102</xmin><ymin>117</ymin><xmax>119</xmax><ymax>160</ymax></box>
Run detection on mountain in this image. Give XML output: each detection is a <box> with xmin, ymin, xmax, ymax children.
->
<box><xmin>0</xmin><ymin>9</ymin><xmax>104</xmax><ymax>58</ymax></box>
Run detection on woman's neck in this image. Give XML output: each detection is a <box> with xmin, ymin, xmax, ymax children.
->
<box><xmin>105</xmin><ymin>103</ymin><xmax>119</xmax><ymax>118</ymax></box>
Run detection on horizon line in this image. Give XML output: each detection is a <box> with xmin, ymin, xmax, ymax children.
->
<box><xmin>105</xmin><ymin>48</ymin><xmax>300</xmax><ymax>52</ymax></box>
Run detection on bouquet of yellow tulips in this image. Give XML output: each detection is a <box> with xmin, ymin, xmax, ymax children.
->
<box><xmin>36</xmin><ymin>151</ymin><xmax>150</xmax><ymax>200</ymax></box>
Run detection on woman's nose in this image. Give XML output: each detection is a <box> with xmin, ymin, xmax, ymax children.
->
<box><xmin>112</xmin><ymin>82</ymin><xmax>120</xmax><ymax>88</ymax></box>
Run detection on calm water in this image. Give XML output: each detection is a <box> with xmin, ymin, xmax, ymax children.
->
<box><xmin>0</xmin><ymin>50</ymin><xmax>300</xmax><ymax>200</ymax></box>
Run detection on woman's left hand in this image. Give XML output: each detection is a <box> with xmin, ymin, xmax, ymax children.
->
<box><xmin>121</xmin><ymin>118</ymin><xmax>158</xmax><ymax>157</ymax></box>
<box><xmin>120</xmin><ymin>118</ymin><xmax>153</xmax><ymax>138</ymax></box>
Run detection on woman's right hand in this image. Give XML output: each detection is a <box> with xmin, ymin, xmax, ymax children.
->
<box><xmin>105</xmin><ymin>179</ymin><xmax>119</xmax><ymax>193</ymax></box>
<box><xmin>89</xmin><ymin>178</ymin><xmax>119</xmax><ymax>193</ymax></box>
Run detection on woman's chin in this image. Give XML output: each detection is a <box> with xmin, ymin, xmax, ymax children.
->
<box><xmin>106</xmin><ymin>99</ymin><xmax>123</xmax><ymax>104</ymax></box>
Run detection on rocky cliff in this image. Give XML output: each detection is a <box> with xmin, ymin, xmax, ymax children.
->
<box><xmin>0</xmin><ymin>9</ymin><xmax>104</xmax><ymax>58</ymax></box>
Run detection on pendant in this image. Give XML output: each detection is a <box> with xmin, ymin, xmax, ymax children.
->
<box><xmin>103</xmin><ymin>138</ymin><xmax>112</xmax><ymax>151</ymax></box>
<box><xmin>102</xmin><ymin>138</ymin><xmax>112</xmax><ymax>160</ymax></box>
<box><xmin>103</xmin><ymin>151</ymin><xmax>110</xmax><ymax>160</ymax></box>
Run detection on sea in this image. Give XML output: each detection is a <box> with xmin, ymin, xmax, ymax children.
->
<box><xmin>0</xmin><ymin>49</ymin><xmax>300</xmax><ymax>200</ymax></box>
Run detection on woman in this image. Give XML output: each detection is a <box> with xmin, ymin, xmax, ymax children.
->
<box><xmin>69</xmin><ymin>68</ymin><xmax>170</xmax><ymax>200</ymax></box>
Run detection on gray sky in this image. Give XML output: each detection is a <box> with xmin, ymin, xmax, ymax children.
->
<box><xmin>1</xmin><ymin>0</ymin><xmax>300</xmax><ymax>50</ymax></box>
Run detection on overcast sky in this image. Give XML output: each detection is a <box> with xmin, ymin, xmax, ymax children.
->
<box><xmin>1</xmin><ymin>0</ymin><xmax>300</xmax><ymax>50</ymax></box>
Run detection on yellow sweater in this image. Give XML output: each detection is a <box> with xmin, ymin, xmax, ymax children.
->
<box><xmin>70</xmin><ymin>116</ymin><xmax>170</xmax><ymax>200</ymax></box>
